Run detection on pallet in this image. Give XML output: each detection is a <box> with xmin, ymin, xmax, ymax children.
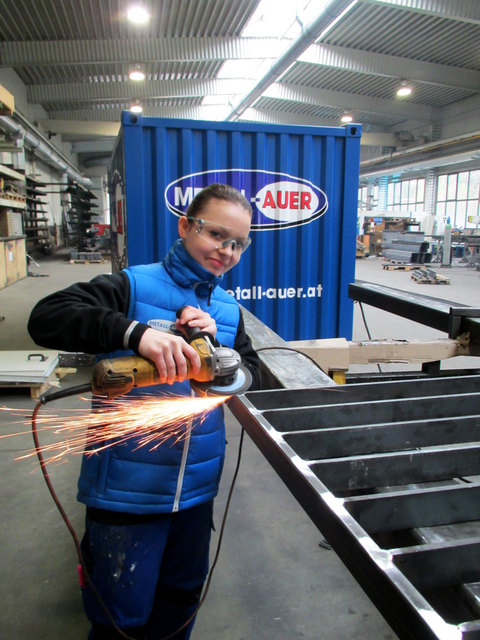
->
<box><xmin>383</xmin><ymin>263</ymin><xmax>417</xmax><ymax>271</ymax></box>
<box><xmin>69</xmin><ymin>258</ymin><xmax>104</xmax><ymax>264</ymax></box>
<box><xmin>0</xmin><ymin>191</ymin><xmax>26</xmax><ymax>204</ymax></box>
<box><xmin>411</xmin><ymin>268</ymin><xmax>450</xmax><ymax>285</ymax></box>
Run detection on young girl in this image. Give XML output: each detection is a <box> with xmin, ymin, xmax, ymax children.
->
<box><xmin>28</xmin><ymin>183</ymin><xmax>260</xmax><ymax>640</ymax></box>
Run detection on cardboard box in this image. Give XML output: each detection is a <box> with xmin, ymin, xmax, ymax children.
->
<box><xmin>0</xmin><ymin>236</ymin><xmax>26</xmax><ymax>288</ymax></box>
<box><xmin>0</xmin><ymin>209</ymin><xmax>23</xmax><ymax>236</ymax></box>
<box><xmin>0</xmin><ymin>85</ymin><xmax>14</xmax><ymax>115</ymax></box>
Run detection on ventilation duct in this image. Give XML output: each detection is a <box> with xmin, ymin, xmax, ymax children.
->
<box><xmin>0</xmin><ymin>114</ymin><xmax>92</xmax><ymax>188</ymax></box>
<box><xmin>226</xmin><ymin>0</ymin><xmax>357</xmax><ymax>121</ymax></box>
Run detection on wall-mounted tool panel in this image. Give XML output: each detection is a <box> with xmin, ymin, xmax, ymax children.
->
<box><xmin>229</xmin><ymin>374</ymin><xmax>480</xmax><ymax>640</ymax></box>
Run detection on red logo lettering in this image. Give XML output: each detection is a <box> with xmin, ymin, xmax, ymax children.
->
<box><xmin>300</xmin><ymin>192</ymin><xmax>311</xmax><ymax>209</ymax></box>
<box><xmin>262</xmin><ymin>191</ymin><xmax>276</xmax><ymax>208</ymax></box>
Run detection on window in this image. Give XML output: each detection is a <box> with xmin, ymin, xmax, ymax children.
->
<box><xmin>436</xmin><ymin>169</ymin><xmax>480</xmax><ymax>229</ymax></box>
<box><xmin>386</xmin><ymin>178</ymin><xmax>426</xmax><ymax>212</ymax></box>
<box><xmin>358</xmin><ymin>184</ymin><xmax>379</xmax><ymax>210</ymax></box>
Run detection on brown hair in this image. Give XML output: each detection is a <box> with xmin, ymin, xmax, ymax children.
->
<box><xmin>186</xmin><ymin>183</ymin><xmax>252</xmax><ymax>218</ymax></box>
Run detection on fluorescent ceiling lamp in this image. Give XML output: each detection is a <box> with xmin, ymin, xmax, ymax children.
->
<box><xmin>397</xmin><ymin>82</ymin><xmax>412</xmax><ymax>97</ymax></box>
<box><xmin>130</xmin><ymin>101</ymin><xmax>143</xmax><ymax>113</ymax></box>
<box><xmin>129</xmin><ymin>70</ymin><xmax>146</xmax><ymax>81</ymax></box>
<box><xmin>341</xmin><ymin>113</ymin><xmax>353</xmax><ymax>123</ymax></box>
<box><xmin>127</xmin><ymin>5</ymin><xmax>150</xmax><ymax>24</ymax></box>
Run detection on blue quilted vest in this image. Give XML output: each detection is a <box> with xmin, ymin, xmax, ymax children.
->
<box><xmin>77</xmin><ymin>240</ymin><xmax>240</xmax><ymax>514</ymax></box>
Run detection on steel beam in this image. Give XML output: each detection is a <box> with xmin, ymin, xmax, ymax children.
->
<box><xmin>349</xmin><ymin>280</ymin><xmax>480</xmax><ymax>340</ymax></box>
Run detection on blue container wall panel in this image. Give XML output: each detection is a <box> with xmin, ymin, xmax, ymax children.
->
<box><xmin>108</xmin><ymin>114</ymin><xmax>362</xmax><ymax>341</ymax></box>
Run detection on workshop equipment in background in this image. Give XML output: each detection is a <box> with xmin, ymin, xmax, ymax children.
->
<box><xmin>411</xmin><ymin>267</ymin><xmax>450</xmax><ymax>285</ymax></box>
<box><xmin>381</xmin><ymin>229</ymin><xmax>432</xmax><ymax>264</ymax></box>
<box><xmin>382</xmin><ymin>262</ymin><xmax>417</xmax><ymax>271</ymax></box>
<box><xmin>356</xmin><ymin>238</ymin><xmax>367</xmax><ymax>258</ymax></box>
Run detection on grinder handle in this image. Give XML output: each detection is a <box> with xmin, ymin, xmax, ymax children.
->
<box><xmin>176</xmin><ymin>306</ymin><xmax>206</xmax><ymax>342</ymax></box>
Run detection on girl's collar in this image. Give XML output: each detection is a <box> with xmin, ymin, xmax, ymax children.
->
<box><xmin>163</xmin><ymin>239</ymin><xmax>223</xmax><ymax>297</ymax></box>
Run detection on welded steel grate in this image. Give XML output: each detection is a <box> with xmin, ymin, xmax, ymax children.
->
<box><xmin>229</xmin><ymin>374</ymin><xmax>480</xmax><ymax>640</ymax></box>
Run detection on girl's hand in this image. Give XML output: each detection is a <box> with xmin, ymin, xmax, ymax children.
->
<box><xmin>138</xmin><ymin>327</ymin><xmax>201</xmax><ymax>385</ymax></box>
<box><xmin>175</xmin><ymin>305</ymin><xmax>217</xmax><ymax>339</ymax></box>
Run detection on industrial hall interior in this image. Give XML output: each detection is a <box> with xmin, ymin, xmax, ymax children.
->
<box><xmin>1</xmin><ymin>1</ymin><xmax>480</xmax><ymax>640</ymax></box>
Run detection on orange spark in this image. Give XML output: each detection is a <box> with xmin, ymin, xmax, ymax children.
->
<box><xmin>0</xmin><ymin>394</ymin><xmax>229</xmax><ymax>467</ymax></box>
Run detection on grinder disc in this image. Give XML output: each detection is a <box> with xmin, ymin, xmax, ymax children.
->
<box><xmin>191</xmin><ymin>364</ymin><xmax>252</xmax><ymax>397</ymax></box>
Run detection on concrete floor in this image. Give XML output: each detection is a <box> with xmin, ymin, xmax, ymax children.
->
<box><xmin>1</xmin><ymin>252</ymin><xmax>479</xmax><ymax>640</ymax></box>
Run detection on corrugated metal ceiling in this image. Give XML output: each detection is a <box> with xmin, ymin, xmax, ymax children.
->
<box><xmin>0</xmin><ymin>0</ymin><xmax>477</xmax><ymax>168</ymax></box>
<box><xmin>322</xmin><ymin>2</ymin><xmax>480</xmax><ymax>69</ymax></box>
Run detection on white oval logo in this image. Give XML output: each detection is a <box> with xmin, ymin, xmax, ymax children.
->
<box><xmin>164</xmin><ymin>168</ymin><xmax>327</xmax><ymax>230</ymax></box>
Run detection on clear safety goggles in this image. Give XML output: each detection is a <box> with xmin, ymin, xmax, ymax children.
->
<box><xmin>187</xmin><ymin>216</ymin><xmax>251</xmax><ymax>254</ymax></box>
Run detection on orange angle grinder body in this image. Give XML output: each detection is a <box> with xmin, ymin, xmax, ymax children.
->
<box><xmin>91</xmin><ymin>325</ymin><xmax>252</xmax><ymax>399</ymax></box>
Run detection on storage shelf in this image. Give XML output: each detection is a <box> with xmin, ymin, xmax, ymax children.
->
<box><xmin>0</xmin><ymin>164</ymin><xmax>25</xmax><ymax>183</ymax></box>
<box><xmin>24</xmin><ymin>175</ymin><xmax>52</xmax><ymax>254</ymax></box>
<box><xmin>0</xmin><ymin>196</ymin><xmax>26</xmax><ymax>210</ymax></box>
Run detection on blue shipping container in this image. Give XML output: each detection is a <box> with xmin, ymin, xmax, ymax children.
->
<box><xmin>109</xmin><ymin>113</ymin><xmax>362</xmax><ymax>341</ymax></box>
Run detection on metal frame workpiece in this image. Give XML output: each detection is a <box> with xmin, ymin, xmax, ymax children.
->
<box><xmin>349</xmin><ymin>280</ymin><xmax>480</xmax><ymax>340</ymax></box>
<box><xmin>228</xmin><ymin>374</ymin><xmax>480</xmax><ymax>640</ymax></box>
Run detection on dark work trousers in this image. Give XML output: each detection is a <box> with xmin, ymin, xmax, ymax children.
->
<box><xmin>81</xmin><ymin>500</ymin><xmax>214</xmax><ymax>640</ymax></box>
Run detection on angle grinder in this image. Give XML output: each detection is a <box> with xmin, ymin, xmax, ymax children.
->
<box><xmin>91</xmin><ymin>309</ymin><xmax>252</xmax><ymax>398</ymax></box>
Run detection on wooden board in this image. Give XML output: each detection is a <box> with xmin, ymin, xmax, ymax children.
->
<box><xmin>0</xmin><ymin>243</ymin><xmax>6</xmax><ymax>289</ymax></box>
<box><xmin>14</xmin><ymin>237</ymin><xmax>26</xmax><ymax>280</ymax></box>
<box><xmin>3</xmin><ymin>239</ymin><xmax>16</xmax><ymax>285</ymax></box>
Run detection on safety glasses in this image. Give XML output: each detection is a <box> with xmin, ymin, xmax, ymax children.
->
<box><xmin>186</xmin><ymin>216</ymin><xmax>251</xmax><ymax>254</ymax></box>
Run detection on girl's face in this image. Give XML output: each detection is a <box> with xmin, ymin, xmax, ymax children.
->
<box><xmin>178</xmin><ymin>198</ymin><xmax>251</xmax><ymax>276</ymax></box>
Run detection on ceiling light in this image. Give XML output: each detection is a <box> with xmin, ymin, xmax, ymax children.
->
<box><xmin>341</xmin><ymin>113</ymin><xmax>353</xmax><ymax>123</ymax></box>
<box><xmin>397</xmin><ymin>82</ymin><xmax>412</xmax><ymax>98</ymax></box>
<box><xmin>127</xmin><ymin>5</ymin><xmax>150</xmax><ymax>24</ymax></box>
<box><xmin>130</xmin><ymin>101</ymin><xmax>143</xmax><ymax>114</ymax></box>
<box><xmin>129</xmin><ymin>69</ymin><xmax>146</xmax><ymax>81</ymax></box>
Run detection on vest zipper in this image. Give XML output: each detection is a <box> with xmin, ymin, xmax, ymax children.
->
<box><xmin>172</xmin><ymin>414</ymin><xmax>193</xmax><ymax>512</ymax></box>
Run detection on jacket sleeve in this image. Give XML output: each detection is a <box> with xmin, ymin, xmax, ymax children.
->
<box><xmin>27</xmin><ymin>271</ymin><xmax>148</xmax><ymax>354</ymax></box>
<box><xmin>233</xmin><ymin>310</ymin><xmax>262</xmax><ymax>391</ymax></box>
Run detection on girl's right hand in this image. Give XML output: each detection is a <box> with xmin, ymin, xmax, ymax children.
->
<box><xmin>138</xmin><ymin>327</ymin><xmax>201</xmax><ymax>385</ymax></box>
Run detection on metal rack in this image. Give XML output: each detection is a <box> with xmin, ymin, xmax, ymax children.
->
<box><xmin>24</xmin><ymin>175</ymin><xmax>52</xmax><ymax>255</ymax></box>
<box><xmin>229</xmin><ymin>285</ymin><xmax>480</xmax><ymax>640</ymax></box>
<box><xmin>229</xmin><ymin>375</ymin><xmax>480</xmax><ymax>640</ymax></box>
